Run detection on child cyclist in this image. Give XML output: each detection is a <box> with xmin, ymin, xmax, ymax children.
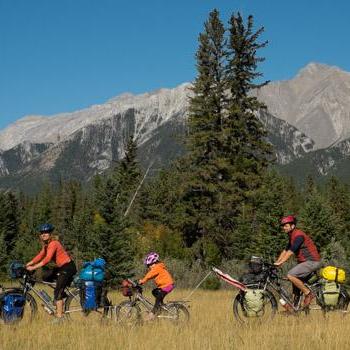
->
<box><xmin>139</xmin><ymin>252</ymin><xmax>174</xmax><ymax>320</ymax></box>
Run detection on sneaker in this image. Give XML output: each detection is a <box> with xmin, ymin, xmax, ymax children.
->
<box><xmin>303</xmin><ymin>292</ymin><xmax>315</xmax><ymax>307</ymax></box>
<box><xmin>282</xmin><ymin>303</ymin><xmax>294</xmax><ymax>312</ymax></box>
<box><xmin>280</xmin><ymin>303</ymin><xmax>295</xmax><ymax>315</ymax></box>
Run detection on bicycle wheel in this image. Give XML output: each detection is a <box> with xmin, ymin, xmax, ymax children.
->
<box><xmin>338</xmin><ymin>287</ymin><xmax>350</xmax><ymax>312</ymax></box>
<box><xmin>114</xmin><ymin>300</ymin><xmax>141</xmax><ymax>327</ymax></box>
<box><xmin>64</xmin><ymin>289</ymin><xmax>110</xmax><ymax>322</ymax></box>
<box><xmin>161</xmin><ymin>303</ymin><xmax>190</xmax><ymax>325</ymax></box>
<box><xmin>23</xmin><ymin>292</ymin><xmax>38</xmax><ymax>323</ymax></box>
<box><xmin>233</xmin><ymin>289</ymin><xmax>277</xmax><ymax>324</ymax></box>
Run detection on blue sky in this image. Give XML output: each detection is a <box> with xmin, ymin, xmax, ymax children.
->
<box><xmin>1</xmin><ymin>0</ymin><xmax>349</xmax><ymax>130</ymax></box>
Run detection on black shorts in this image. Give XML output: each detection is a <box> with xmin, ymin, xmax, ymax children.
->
<box><xmin>43</xmin><ymin>261</ymin><xmax>77</xmax><ymax>301</ymax></box>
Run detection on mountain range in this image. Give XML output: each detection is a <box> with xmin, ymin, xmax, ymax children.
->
<box><xmin>1</xmin><ymin>63</ymin><xmax>350</xmax><ymax>192</ymax></box>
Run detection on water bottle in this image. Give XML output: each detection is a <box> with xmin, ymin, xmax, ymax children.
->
<box><xmin>43</xmin><ymin>305</ymin><xmax>54</xmax><ymax>315</ymax></box>
<box><xmin>279</xmin><ymin>298</ymin><xmax>287</xmax><ymax>306</ymax></box>
<box><xmin>39</xmin><ymin>290</ymin><xmax>52</xmax><ymax>304</ymax></box>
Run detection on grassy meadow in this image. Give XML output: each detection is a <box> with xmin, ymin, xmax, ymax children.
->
<box><xmin>1</xmin><ymin>288</ymin><xmax>350</xmax><ymax>350</ymax></box>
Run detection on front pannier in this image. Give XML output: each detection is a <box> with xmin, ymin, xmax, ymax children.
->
<box><xmin>243</xmin><ymin>289</ymin><xmax>265</xmax><ymax>317</ymax></box>
<box><xmin>0</xmin><ymin>292</ymin><xmax>26</xmax><ymax>323</ymax></box>
<box><xmin>121</xmin><ymin>280</ymin><xmax>133</xmax><ymax>297</ymax></box>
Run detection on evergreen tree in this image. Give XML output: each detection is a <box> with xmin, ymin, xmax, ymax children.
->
<box><xmin>92</xmin><ymin>138</ymin><xmax>141</xmax><ymax>283</ymax></box>
<box><xmin>299</xmin><ymin>189</ymin><xmax>342</xmax><ymax>252</ymax></box>
<box><xmin>53</xmin><ymin>180</ymin><xmax>83</xmax><ymax>252</ymax></box>
<box><xmin>0</xmin><ymin>192</ymin><xmax>20</xmax><ymax>256</ymax></box>
<box><xmin>225</xmin><ymin>12</ymin><xmax>272</xmax><ymax>194</ymax></box>
<box><xmin>176</xmin><ymin>10</ymin><xmax>272</xmax><ymax>261</ymax></box>
<box><xmin>252</xmin><ymin>171</ymin><xmax>287</xmax><ymax>260</ymax></box>
<box><xmin>180</xmin><ymin>9</ymin><xmax>231</xmax><ymax>259</ymax></box>
<box><xmin>0</xmin><ymin>228</ymin><xmax>7</xmax><ymax>276</ymax></box>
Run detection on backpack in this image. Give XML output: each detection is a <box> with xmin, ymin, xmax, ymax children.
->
<box><xmin>80</xmin><ymin>281</ymin><xmax>103</xmax><ymax>311</ymax></box>
<box><xmin>322</xmin><ymin>281</ymin><xmax>340</xmax><ymax>306</ymax></box>
<box><xmin>243</xmin><ymin>289</ymin><xmax>265</xmax><ymax>317</ymax></box>
<box><xmin>0</xmin><ymin>291</ymin><xmax>26</xmax><ymax>323</ymax></box>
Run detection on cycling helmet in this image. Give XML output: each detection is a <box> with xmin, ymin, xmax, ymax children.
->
<box><xmin>280</xmin><ymin>215</ymin><xmax>297</xmax><ymax>226</ymax></box>
<box><xmin>144</xmin><ymin>252</ymin><xmax>159</xmax><ymax>266</ymax></box>
<box><xmin>38</xmin><ymin>223</ymin><xmax>55</xmax><ymax>233</ymax></box>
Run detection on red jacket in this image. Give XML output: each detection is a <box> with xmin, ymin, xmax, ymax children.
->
<box><xmin>288</xmin><ymin>229</ymin><xmax>320</xmax><ymax>263</ymax></box>
<box><xmin>31</xmin><ymin>240</ymin><xmax>71</xmax><ymax>267</ymax></box>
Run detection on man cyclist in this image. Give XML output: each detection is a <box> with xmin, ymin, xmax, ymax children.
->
<box><xmin>274</xmin><ymin>215</ymin><xmax>322</xmax><ymax>308</ymax></box>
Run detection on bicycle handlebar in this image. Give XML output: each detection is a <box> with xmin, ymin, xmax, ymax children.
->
<box><xmin>127</xmin><ymin>278</ymin><xmax>143</xmax><ymax>291</ymax></box>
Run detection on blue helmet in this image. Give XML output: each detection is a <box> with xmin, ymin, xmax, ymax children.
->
<box><xmin>38</xmin><ymin>223</ymin><xmax>54</xmax><ymax>233</ymax></box>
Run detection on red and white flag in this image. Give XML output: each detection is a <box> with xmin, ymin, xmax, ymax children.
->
<box><xmin>212</xmin><ymin>267</ymin><xmax>247</xmax><ymax>291</ymax></box>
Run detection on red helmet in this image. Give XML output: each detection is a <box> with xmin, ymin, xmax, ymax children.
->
<box><xmin>280</xmin><ymin>215</ymin><xmax>296</xmax><ymax>226</ymax></box>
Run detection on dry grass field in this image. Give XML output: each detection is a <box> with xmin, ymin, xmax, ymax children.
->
<box><xmin>1</xmin><ymin>288</ymin><xmax>350</xmax><ymax>350</ymax></box>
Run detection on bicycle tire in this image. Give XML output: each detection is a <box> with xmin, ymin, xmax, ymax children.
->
<box><xmin>25</xmin><ymin>292</ymin><xmax>38</xmax><ymax>322</ymax></box>
<box><xmin>338</xmin><ymin>287</ymin><xmax>350</xmax><ymax>311</ymax></box>
<box><xmin>64</xmin><ymin>289</ymin><xmax>110</xmax><ymax>321</ymax></box>
<box><xmin>233</xmin><ymin>289</ymin><xmax>277</xmax><ymax>324</ymax></box>
<box><xmin>114</xmin><ymin>300</ymin><xmax>142</xmax><ymax>327</ymax></box>
<box><xmin>162</xmin><ymin>302</ymin><xmax>190</xmax><ymax>325</ymax></box>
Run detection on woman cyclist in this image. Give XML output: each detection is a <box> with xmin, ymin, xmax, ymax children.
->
<box><xmin>139</xmin><ymin>252</ymin><xmax>174</xmax><ymax>320</ymax></box>
<box><xmin>26</xmin><ymin>223</ymin><xmax>77</xmax><ymax>322</ymax></box>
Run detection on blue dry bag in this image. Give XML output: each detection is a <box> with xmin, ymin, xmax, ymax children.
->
<box><xmin>79</xmin><ymin>258</ymin><xmax>106</xmax><ymax>282</ymax></box>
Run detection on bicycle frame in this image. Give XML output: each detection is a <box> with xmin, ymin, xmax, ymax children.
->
<box><xmin>126</xmin><ymin>279</ymin><xmax>188</xmax><ymax>319</ymax></box>
<box><xmin>19</xmin><ymin>272</ymin><xmax>78</xmax><ymax>314</ymax></box>
<box><xmin>248</xmin><ymin>266</ymin><xmax>325</xmax><ymax>312</ymax></box>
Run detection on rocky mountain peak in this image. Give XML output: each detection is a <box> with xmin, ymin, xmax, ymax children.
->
<box><xmin>255</xmin><ymin>62</ymin><xmax>350</xmax><ymax>149</ymax></box>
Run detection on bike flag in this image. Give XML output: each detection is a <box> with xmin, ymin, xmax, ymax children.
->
<box><xmin>212</xmin><ymin>267</ymin><xmax>247</xmax><ymax>291</ymax></box>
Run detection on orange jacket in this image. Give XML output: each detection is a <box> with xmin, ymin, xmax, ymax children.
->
<box><xmin>31</xmin><ymin>240</ymin><xmax>71</xmax><ymax>268</ymax></box>
<box><xmin>139</xmin><ymin>262</ymin><xmax>174</xmax><ymax>289</ymax></box>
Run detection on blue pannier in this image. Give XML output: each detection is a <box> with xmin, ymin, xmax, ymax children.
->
<box><xmin>79</xmin><ymin>258</ymin><xmax>106</xmax><ymax>282</ymax></box>
<box><xmin>0</xmin><ymin>292</ymin><xmax>26</xmax><ymax>323</ymax></box>
<box><xmin>80</xmin><ymin>281</ymin><xmax>103</xmax><ymax>311</ymax></box>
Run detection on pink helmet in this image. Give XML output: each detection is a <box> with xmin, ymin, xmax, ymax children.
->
<box><xmin>280</xmin><ymin>215</ymin><xmax>297</xmax><ymax>226</ymax></box>
<box><xmin>144</xmin><ymin>252</ymin><xmax>159</xmax><ymax>266</ymax></box>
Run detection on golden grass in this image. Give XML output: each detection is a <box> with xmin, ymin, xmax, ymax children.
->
<box><xmin>1</xmin><ymin>289</ymin><xmax>350</xmax><ymax>350</ymax></box>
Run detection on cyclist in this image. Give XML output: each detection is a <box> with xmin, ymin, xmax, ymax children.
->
<box><xmin>26</xmin><ymin>223</ymin><xmax>77</xmax><ymax>322</ymax></box>
<box><xmin>274</xmin><ymin>215</ymin><xmax>322</xmax><ymax>309</ymax></box>
<box><xmin>139</xmin><ymin>252</ymin><xmax>174</xmax><ymax>320</ymax></box>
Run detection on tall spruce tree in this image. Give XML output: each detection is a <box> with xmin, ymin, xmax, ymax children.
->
<box><xmin>182</xmin><ymin>9</ymin><xmax>231</xmax><ymax>259</ymax></box>
<box><xmin>92</xmin><ymin>138</ymin><xmax>141</xmax><ymax>283</ymax></box>
<box><xmin>225</xmin><ymin>12</ymin><xmax>272</xmax><ymax>195</ymax></box>
<box><xmin>179</xmin><ymin>10</ymin><xmax>272</xmax><ymax>261</ymax></box>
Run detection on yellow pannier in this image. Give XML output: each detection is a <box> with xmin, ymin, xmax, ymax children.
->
<box><xmin>320</xmin><ymin>266</ymin><xmax>346</xmax><ymax>283</ymax></box>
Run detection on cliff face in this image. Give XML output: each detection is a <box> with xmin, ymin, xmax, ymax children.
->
<box><xmin>2</xmin><ymin>63</ymin><xmax>350</xmax><ymax>191</ymax></box>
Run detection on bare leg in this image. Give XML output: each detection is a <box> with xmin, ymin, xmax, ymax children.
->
<box><xmin>56</xmin><ymin>300</ymin><xmax>64</xmax><ymax>318</ymax></box>
<box><xmin>287</xmin><ymin>274</ymin><xmax>310</xmax><ymax>295</ymax></box>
